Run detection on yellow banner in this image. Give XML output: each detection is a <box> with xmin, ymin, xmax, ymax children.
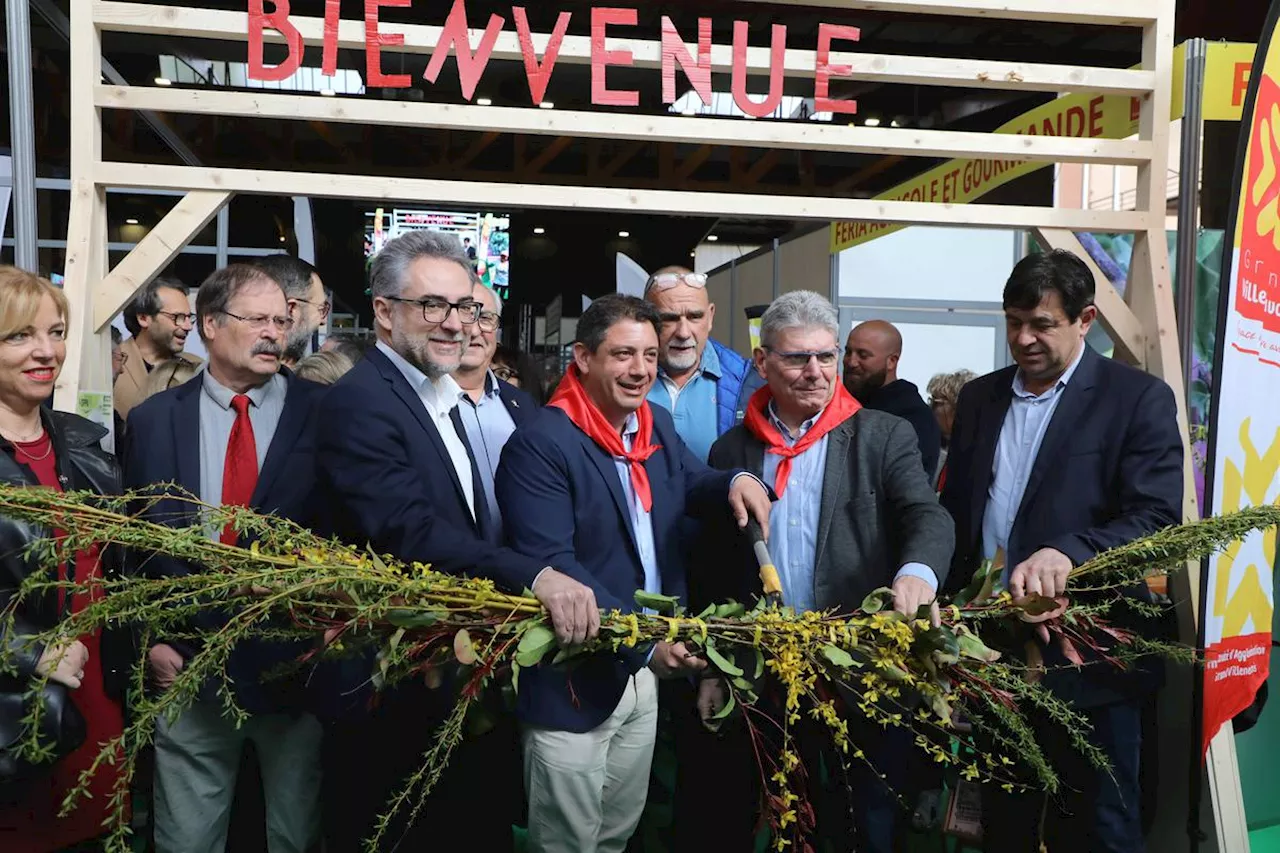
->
<box><xmin>830</xmin><ymin>93</ymin><xmax>1140</xmax><ymax>253</ymax></box>
<box><xmin>831</xmin><ymin>40</ymin><xmax>1259</xmax><ymax>254</ymax></box>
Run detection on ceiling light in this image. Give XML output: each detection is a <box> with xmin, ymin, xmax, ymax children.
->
<box><xmin>125</xmin><ymin>218</ymin><xmax>139</xmax><ymax>225</ymax></box>
<box><xmin>539</xmin><ymin>101</ymin><xmax>555</xmax><ymax>110</ymax></box>
<box><xmin>706</xmin><ymin>235</ymin><xmax>719</xmax><ymax>242</ymax></box>
<box><xmin>477</xmin><ymin>98</ymin><xmax>493</xmax><ymax>106</ymax></box>
<box><xmin>154</xmin><ymin>77</ymin><xmax>172</xmax><ymax>86</ymax></box>
<box><xmin>890</xmin><ymin>119</ymin><xmax>901</xmax><ymax>128</ymax></box>
<box><xmin>533</xmin><ymin>227</ymin><xmax>546</xmax><ymax>235</ymax></box>
<box><xmin>279</xmin><ymin>236</ymin><xmax>286</xmax><ymax>242</ymax></box>
<box><xmin>618</xmin><ymin>231</ymin><xmax>630</xmax><ymax>238</ymax></box>
<box><xmin>320</xmin><ymin>88</ymin><xmax>336</xmax><ymax>97</ymax></box>
<box><xmin>863</xmin><ymin>117</ymin><xmax>881</xmax><ymax>127</ymax></box>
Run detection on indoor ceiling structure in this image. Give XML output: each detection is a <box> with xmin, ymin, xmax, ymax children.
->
<box><xmin>0</xmin><ymin>0</ymin><xmax>1273</xmax><ymax>315</ymax></box>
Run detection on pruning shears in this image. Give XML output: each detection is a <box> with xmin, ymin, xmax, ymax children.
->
<box><xmin>746</xmin><ymin>518</ymin><xmax>784</xmax><ymax>608</ymax></box>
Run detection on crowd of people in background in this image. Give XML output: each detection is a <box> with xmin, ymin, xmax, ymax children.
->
<box><xmin>0</xmin><ymin>236</ymin><xmax>1181</xmax><ymax>853</ymax></box>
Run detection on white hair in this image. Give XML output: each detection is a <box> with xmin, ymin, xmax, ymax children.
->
<box><xmin>759</xmin><ymin>290</ymin><xmax>839</xmax><ymax>348</ymax></box>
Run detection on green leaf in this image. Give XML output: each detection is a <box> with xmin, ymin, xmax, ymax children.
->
<box><xmin>952</xmin><ymin>559</ymin><xmax>998</xmax><ymax>607</ymax></box>
<box><xmin>731</xmin><ymin>676</ymin><xmax>754</xmax><ymax>692</ymax></box>
<box><xmin>516</xmin><ymin>623</ymin><xmax>558</xmax><ymax>668</ymax></box>
<box><xmin>386</xmin><ymin>609</ymin><xmax>439</xmax><ymax>629</ymax></box>
<box><xmin>388</xmin><ymin>627</ymin><xmax>405</xmax><ymax>655</ymax></box>
<box><xmin>753</xmin><ymin>648</ymin><xmax>765</xmax><ymax>679</ymax></box>
<box><xmin>696</xmin><ymin>603</ymin><xmax>716</xmax><ymax>620</ymax></box>
<box><xmin>820</xmin><ymin>644</ymin><xmax>855</xmax><ymax>668</ymax></box>
<box><xmin>957</xmin><ymin>633</ymin><xmax>1001</xmax><ymax>663</ymax></box>
<box><xmin>511</xmin><ymin>660</ymin><xmax>521</xmax><ymax>693</ymax></box>
<box><xmin>711</xmin><ymin>689</ymin><xmax>737</xmax><ymax>720</ymax></box>
<box><xmin>860</xmin><ymin>587</ymin><xmax>895</xmax><ymax>614</ymax></box>
<box><xmin>930</xmin><ymin>692</ymin><xmax>953</xmax><ymax>723</ymax></box>
<box><xmin>715</xmin><ymin>601</ymin><xmax>746</xmax><ymax>619</ymax></box>
<box><xmin>634</xmin><ymin>590</ymin><xmax>681</xmax><ymax>614</ymax></box>
<box><xmin>704</xmin><ymin>639</ymin><xmax>744</xmax><ymax>677</ymax></box>
<box><xmin>913</xmin><ymin>627</ymin><xmax>960</xmax><ymax>660</ymax></box>
<box><xmin>551</xmin><ymin>646</ymin><xmax>589</xmax><ymax>666</ymax></box>
<box><xmin>1018</xmin><ymin>594</ymin><xmax>1063</xmax><ymax>617</ymax></box>
<box><xmin>881</xmin><ymin>663</ymin><xmax>909</xmax><ymax>682</ymax></box>
<box><xmin>453</xmin><ymin>629</ymin><xmax>477</xmax><ymax>666</ymax></box>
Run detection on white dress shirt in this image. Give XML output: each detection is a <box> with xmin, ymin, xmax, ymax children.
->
<box><xmin>376</xmin><ymin>340</ymin><xmax>476</xmax><ymax>519</ymax></box>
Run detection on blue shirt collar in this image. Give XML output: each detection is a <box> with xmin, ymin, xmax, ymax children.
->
<box><xmin>767</xmin><ymin>400</ymin><xmax>822</xmax><ymax>444</ymax></box>
<box><xmin>1011</xmin><ymin>342</ymin><xmax>1087</xmax><ymax>400</ymax></box>
<box><xmin>200</xmin><ymin>367</ymin><xmax>274</xmax><ymax>411</ymax></box>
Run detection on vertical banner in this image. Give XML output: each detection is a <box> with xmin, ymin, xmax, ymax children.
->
<box><xmin>1201</xmin><ymin>7</ymin><xmax>1280</xmax><ymax>756</ymax></box>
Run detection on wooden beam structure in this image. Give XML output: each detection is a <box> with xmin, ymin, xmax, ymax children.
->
<box><xmin>58</xmin><ymin>0</ymin><xmax>1245</xmax><ymax>846</ymax></box>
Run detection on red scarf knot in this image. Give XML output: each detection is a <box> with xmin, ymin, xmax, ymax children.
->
<box><xmin>548</xmin><ymin>364</ymin><xmax>662</xmax><ymax>512</ymax></box>
<box><xmin>742</xmin><ymin>383</ymin><xmax>861</xmax><ymax>496</ymax></box>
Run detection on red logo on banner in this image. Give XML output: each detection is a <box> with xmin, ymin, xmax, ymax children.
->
<box><xmin>1239</xmin><ymin>74</ymin><xmax>1280</xmax><ymax>334</ymax></box>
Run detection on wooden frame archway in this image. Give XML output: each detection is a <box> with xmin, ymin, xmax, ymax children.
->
<box><xmin>57</xmin><ymin>0</ymin><xmax>1243</xmax><ymax>847</ymax></box>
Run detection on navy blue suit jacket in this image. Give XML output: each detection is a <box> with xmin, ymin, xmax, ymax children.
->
<box><xmin>314</xmin><ymin>347</ymin><xmax>546</xmax><ymax>590</ymax></box>
<box><xmin>496</xmin><ymin>404</ymin><xmax>739</xmax><ymax>733</ymax></box>
<box><xmin>122</xmin><ymin>370</ymin><xmax>325</xmax><ymax>713</ymax></box>
<box><xmin>939</xmin><ymin>346</ymin><xmax>1183</xmax><ymax>705</ymax></box>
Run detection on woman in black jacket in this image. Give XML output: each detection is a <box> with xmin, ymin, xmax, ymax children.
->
<box><xmin>0</xmin><ymin>266</ymin><xmax>127</xmax><ymax>851</ymax></box>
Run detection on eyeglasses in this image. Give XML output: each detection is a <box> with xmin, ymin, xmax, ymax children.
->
<box><xmin>476</xmin><ymin>310</ymin><xmax>501</xmax><ymax>333</ymax></box>
<box><xmin>219</xmin><ymin>310</ymin><xmax>295</xmax><ymax>332</ymax></box>
<box><xmin>644</xmin><ymin>272</ymin><xmax>708</xmax><ymax>294</ymax></box>
<box><xmin>294</xmin><ymin>298</ymin><xmax>331</xmax><ymax>320</ymax></box>
<box><xmin>156</xmin><ymin>311</ymin><xmax>196</xmax><ymax>326</ymax></box>
<box><xmin>384</xmin><ymin>296</ymin><xmax>482</xmax><ymax>325</ymax></box>
<box><xmin>764</xmin><ymin>347</ymin><xmax>840</xmax><ymax>370</ymax></box>
<box><xmin>493</xmin><ymin>365</ymin><xmax>516</xmax><ymax>382</ymax></box>
<box><xmin>112</xmin><ymin>350</ymin><xmax>129</xmax><ymax>366</ymax></box>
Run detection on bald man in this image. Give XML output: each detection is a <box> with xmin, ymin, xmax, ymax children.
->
<box><xmin>844</xmin><ymin>320</ymin><xmax>942</xmax><ymax>480</ymax></box>
<box><xmin>643</xmin><ymin>266</ymin><xmax>763</xmax><ymax>461</ymax></box>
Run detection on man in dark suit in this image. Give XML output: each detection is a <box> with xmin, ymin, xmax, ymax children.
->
<box><xmin>940</xmin><ymin>249</ymin><xmax>1183</xmax><ymax>853</ymax></box>
<box><xmin>313</xmin><ymin>230</ymin><xmax>595</xmax><ymax>851</ymax></box>
<box><xmin>691</xmin><ymin>290</ymin><xmax>953</xmax><ymax>853</ymax></box>
<box><xmin>495</xmin><ymin>294</ymin><xmax>771</xmax><ymax>853</ymax></box>
<box><xmin>124</xmin><ymin>264</ymin><xmax>325</xmax><ymax>853</ymax></box>
<box><xmin>452</xmin><ymin>280</ymin><xmax>536</xmax><ymax>545</ymax></box>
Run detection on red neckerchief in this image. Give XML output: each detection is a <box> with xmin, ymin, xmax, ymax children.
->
<box><xmin>548</xmin><ymin>364</ymin><xmax>662</xmax><ymax>511</ymax></box>
<box><xmin>743</xmin><ymin>382</ymin><xmax>861</xmax><ymax>496</ymax></box>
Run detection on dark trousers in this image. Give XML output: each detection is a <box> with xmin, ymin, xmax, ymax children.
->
<box><xmin>980</xmin><ymin>698</ymin><xmax>1144</xmax><ymax>853</ymax></box>
<box><xmin>673</xmin><ymin>691</ymin><xmax>911</xmax><ymax>853</ymax></box>
<box><xmin>320</xmin><ymin>686</ymin><xmax>519</xmax><ymax>853</ymax></box>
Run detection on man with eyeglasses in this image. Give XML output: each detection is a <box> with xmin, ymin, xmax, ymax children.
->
<box><xmin>692</xmin><ymin>290</ymin><xmax>954</xmax><ymax>853</ymax></box>
<box><xmin>643</xmin><ymin>266</ymin><xmax>762</xmax><ymax>462</ymax></box>
<box><xmin>114</xmin><ymin>276</ymin><xmax>203</xmax><ymax>420</ymax></box>
<box><xmin>253</xmin><ymin>254</ymin><xmax>331</xmax><ymax>368</ymax></box>
<box><xmin>452</xmin><ymin>281</ymin><xmax>536</xmax><ymax>545</ymax></box>
<box><xmin>314</xmin><ymin>230</ymin><xmax>592</xmax><ymax>851</ymax></box>
<box><xmin>123</xmin><ymin>264</ymin><xmax>326</xmax><ymax>853</ymax></box>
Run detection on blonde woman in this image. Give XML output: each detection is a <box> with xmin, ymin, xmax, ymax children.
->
<box><xmin>0</xmin><ymin>266</ymin><xmax>127</xmax><ymax>850</ymax></box>
<box><xmin>293</xmin><ymin>349</ymin><xmax>354</xmax><ymax>385</ymax></box>
<box><xmin>926</xmin><ymin>369</ymin><xmax>976</xmax><ymax>491</ymax></box>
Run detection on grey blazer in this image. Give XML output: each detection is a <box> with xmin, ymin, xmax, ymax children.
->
<box><xmin>702</xmin><ymin>408</ymin><xmax>955</xmax><ymax>612</ymax></box>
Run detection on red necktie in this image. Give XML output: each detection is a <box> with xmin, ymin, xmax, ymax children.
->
<box><xmin>220</xmin><ymin>394</ymin><xmax>258</xmax><ymax>545</ymax></box>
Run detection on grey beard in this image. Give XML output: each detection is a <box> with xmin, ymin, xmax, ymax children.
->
<box><xmin>283</xmin><ymin>324</ymin><xmax>313</xmax><ymax>362</ymax></box>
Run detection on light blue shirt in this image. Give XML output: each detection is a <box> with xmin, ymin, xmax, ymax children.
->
<box><xmin>457</xmin><ymin>371</ymin><xmax>518</xmax><ymax>543</ymax></box>
<box><xmin>614</xmin><ymin>413</ymin><xmax>662</xmax><ymax>613</ymax></box>
<box><xmin>647</xmin><ymin>343</ymin><xmax>722</xmax><ymax>462</ymax></box>
<box><xmin>761</xmin><ymin>402</ymin><xmax>938</xmax><ymax>612</ymax></box>
<box><xmin>982</xmin><ymin>344</ymin><xmax>1087</xmax><ymax>582</ymax></box>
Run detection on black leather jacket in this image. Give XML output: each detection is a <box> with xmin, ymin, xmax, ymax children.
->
<box><xmin>0</xmin><ymin>409</ymin><xmax>128</xmax><ymax>698</ymax></box>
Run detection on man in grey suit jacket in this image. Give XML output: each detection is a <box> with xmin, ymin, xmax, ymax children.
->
<box><xmin>692</xmin><ymin>290</ymin><xmax>954</xmax><ymax>853</ymax></box>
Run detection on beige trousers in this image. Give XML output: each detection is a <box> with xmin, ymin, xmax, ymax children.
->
<box><xmin>522</xmin><ymin>668</ymin><xmax>659</xmax><ymax>853</ymax></box>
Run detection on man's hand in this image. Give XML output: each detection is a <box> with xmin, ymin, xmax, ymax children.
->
<box><xmin>36</xmin><ymin>639</ymin><xmax>89</xmax><ymax>690</ymax></box>
<box><xmin>148</xmin><ymin>643</ymin><xmax>185</xmax><ymax>692</ymax></box>
<box><xmin>891</xmin><ymin>575</ymin><xmax>940</xmax><ymax>626</ymax></box>
<box><xmin>728</xmin><ymin>476</ymin><xmax>772</xmax><ymax>540</ymax></box>
<box><xmin>648</xmin><ymin>641</ymin><xmax>707</xmax><ymax>679</ymax></box>
<box><xmin>697</xmin><ymin>677</ymin><xmax>728</xmax><ymax>722</ymax></box>
<box><xmin>1009</xmin><ymin>547</ymin><xmax>1073</xmax><ymax>601</ymax></box>
<box><xmin>532</xmin><ymin>569</ymin><xmax>600</xmax><ymax>646</ymax></box>
<box><xmin>1010</xmin><ymin>548</ymin><xmax>1073</xmax><ymax>642</ymax></box>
